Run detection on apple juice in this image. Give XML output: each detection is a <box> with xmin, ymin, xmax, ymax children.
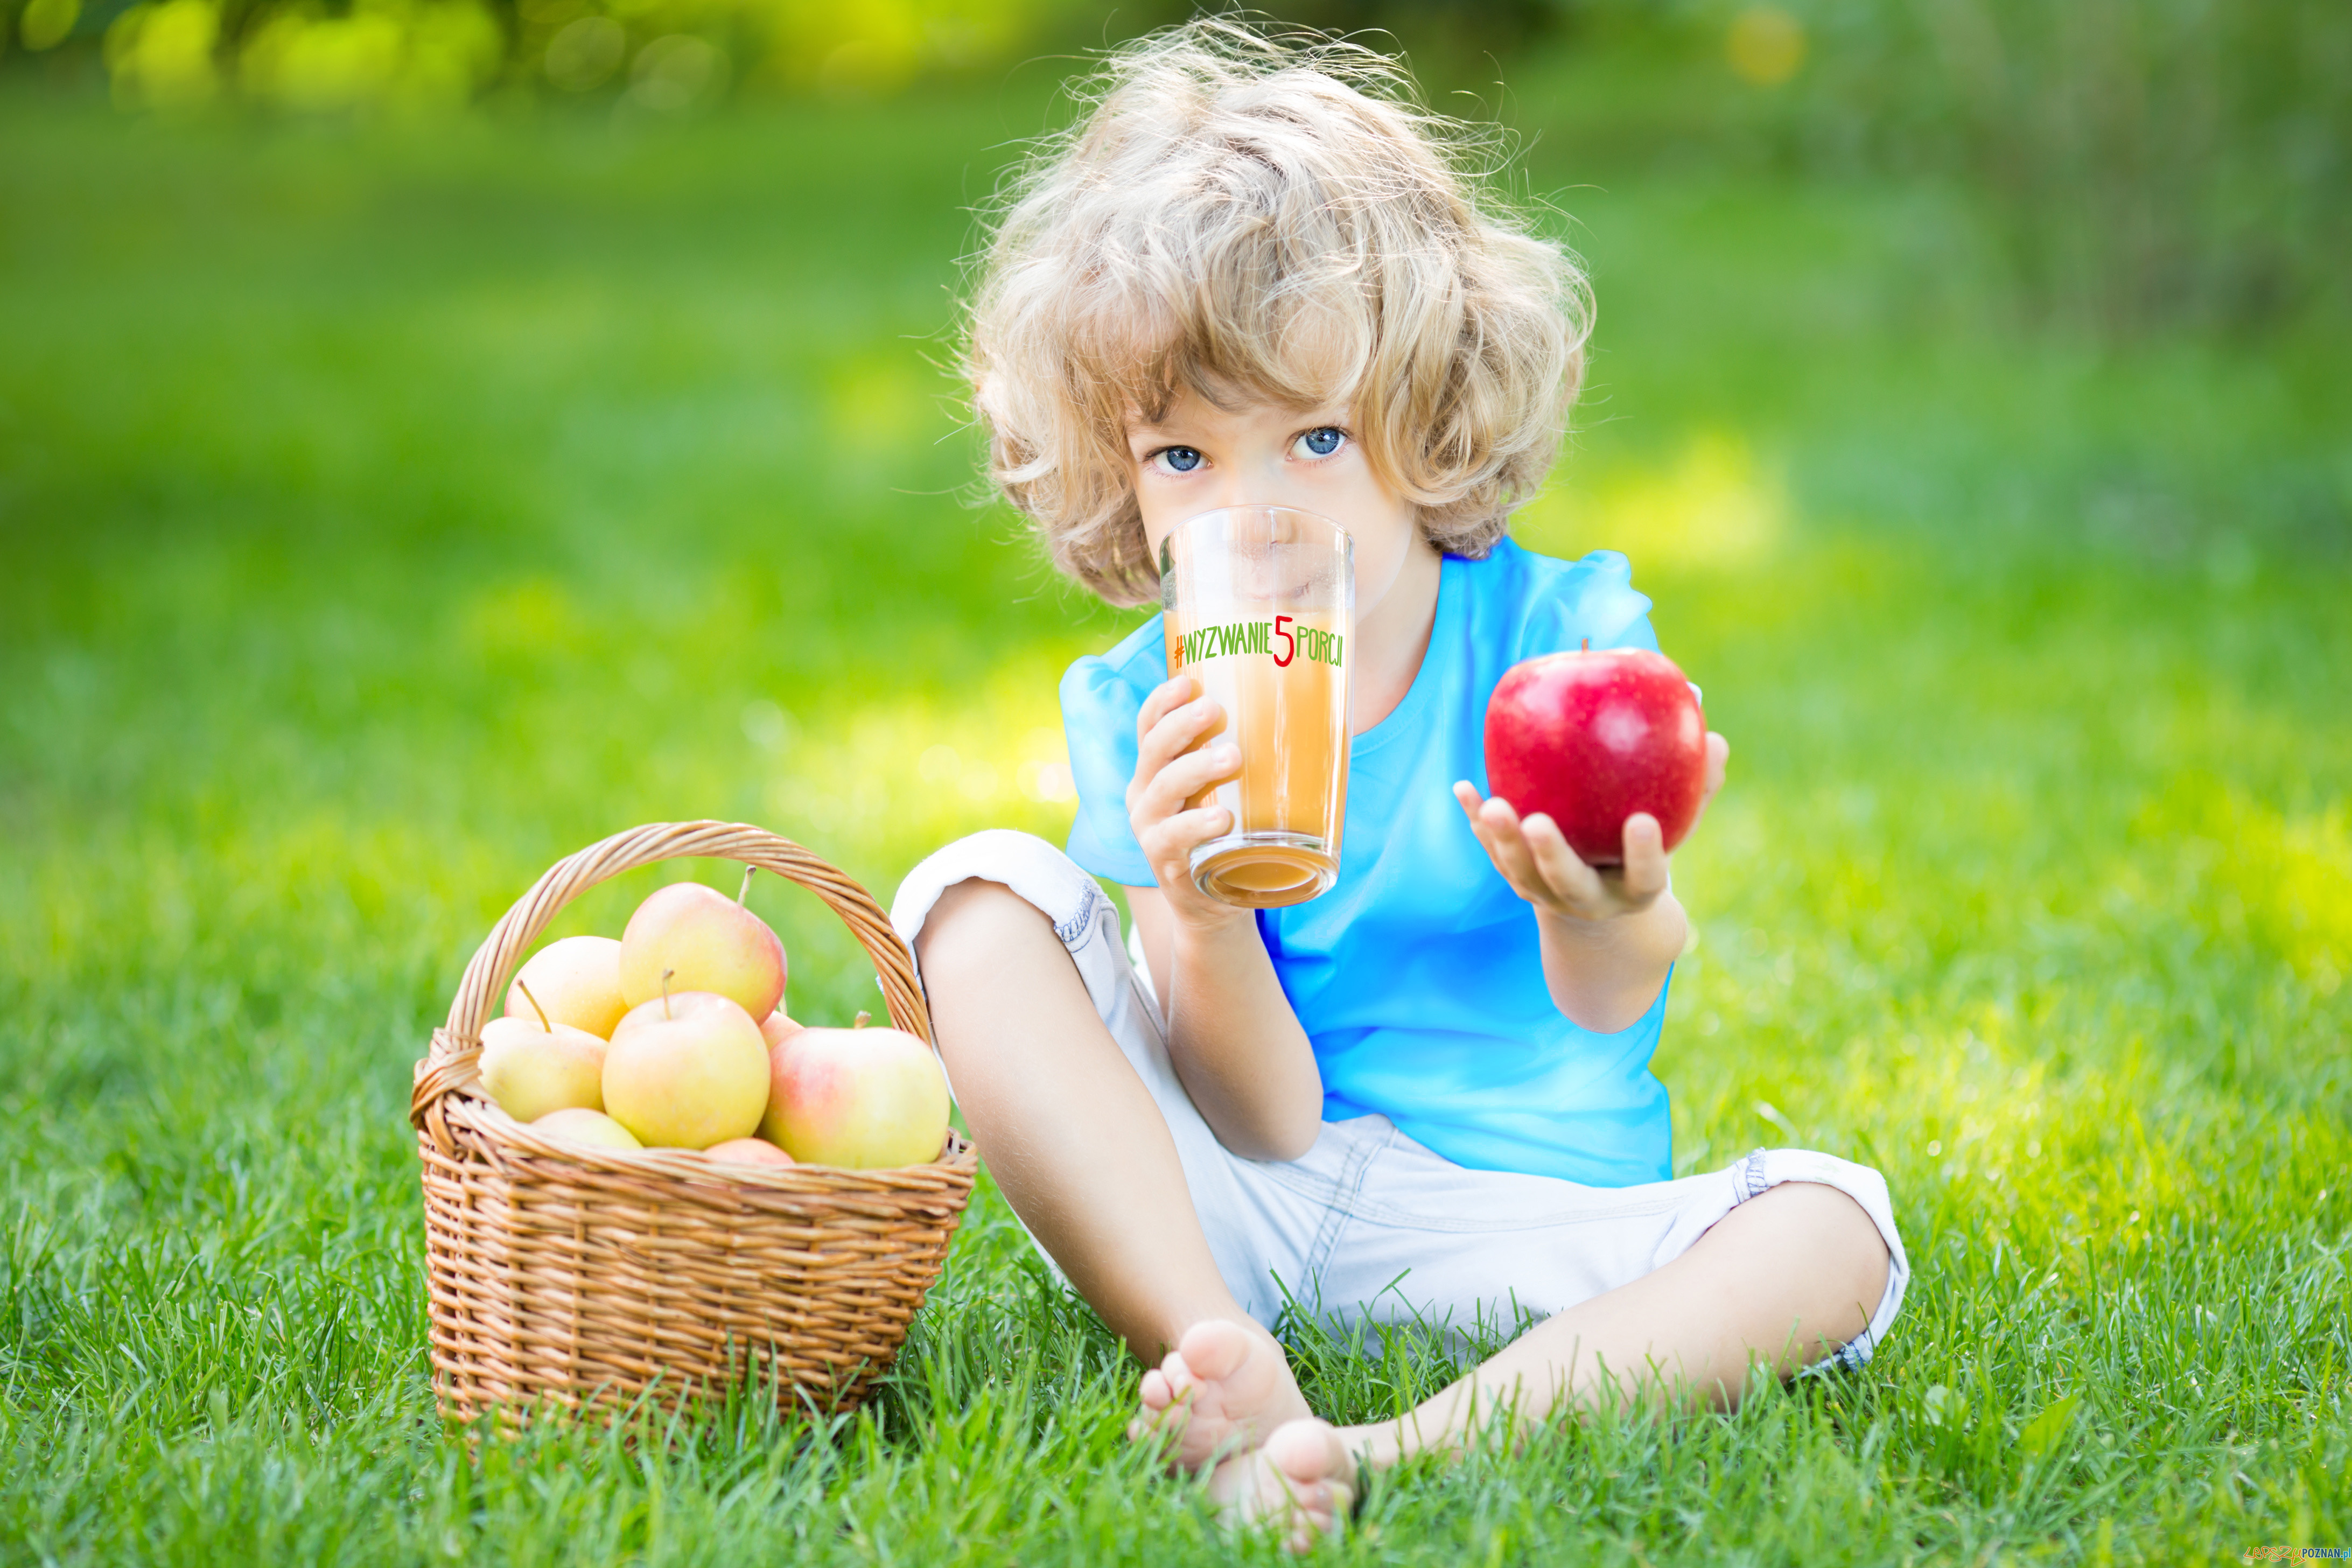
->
<box><xmin>1159</xmin><ymin>507</ymin><xmax>1354</xmax><ymax>908</ymax></box>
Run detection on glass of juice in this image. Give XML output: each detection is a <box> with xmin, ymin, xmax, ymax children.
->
<box><xmin>1159</xmin><ymin>506</ymin><xmax>1353</xmax><ymax>908</ymax></box>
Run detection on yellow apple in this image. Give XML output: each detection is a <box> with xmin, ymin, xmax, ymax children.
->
<box><xmin>478</xmin><ymin>1013</ymin><xmax>607</xmax><ymax>1121</ymax></box>
<box><xmin>532</xmin><ymin>1107</ymin><xmax>642</xmax><ymax>1151</ymax></box>
<box><xmin>619</xmin><ymin>874</ymin><xmax>787</xmax><ymax>1022</ymax></box>
<box><xmin>759</xmin><ymin>1010</ymin><xmax>804</xmax><ymax>1050</ymax></box>
<box><xmin>761</xmin><ymin>1018</ymin><xmax>950</xmax><ymax>1169</ymax></box>
<box><xmin>602</xmin><ymin>989</ymin><xmax>771</xmax><ymax>1150</ymax></box>
<box><xmin>703</xmin><ymin>1136</ymin><xmax>796</xmax><ymax>1168</ymax></box>
<box><xmin>506</xmin><ymin>935</ymin><xmax>629</xmax><ymax>1038</ymax></box>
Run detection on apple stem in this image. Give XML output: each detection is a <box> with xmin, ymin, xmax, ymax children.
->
<box><xmin>853</xmin><ymin>1010</ymin><xmax>870</xmax><ymax>1030</ymax></box>
<box><xmin>737</xmin><ymin>864</ymin><xmax>755</xmax><ymax>906</ymax></box>
<box><xmin>1582</xmin><ymin>637</ymin><xmax>1590</xmax><ymax>652</ymax></box>
<box><xmin>516</xmin><ymin>979</ymin><xmax>552</xmax><ymax>1033</ymax></box>
<box><xmin>661</xmin><ymin>967</ymin><xmax>676</xmax><ymax>1021</ymax></box>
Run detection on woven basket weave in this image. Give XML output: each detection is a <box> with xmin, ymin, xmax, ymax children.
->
<box><xmin>410</xmin><ymin>820</ymin><xmax>977</xmax><ymax>1425</ymax></box>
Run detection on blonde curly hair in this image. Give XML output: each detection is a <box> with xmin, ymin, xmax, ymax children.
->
<box><xmin>962</xmin><ymin>19</ymin><xmax>1592</xmax><ymax>607</ymax></box>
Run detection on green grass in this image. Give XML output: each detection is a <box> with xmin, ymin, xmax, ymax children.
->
<box><xmin>2</xmin><ymin>72</ymin><xmax>2349</xmax><ymax>1565</ymax></box>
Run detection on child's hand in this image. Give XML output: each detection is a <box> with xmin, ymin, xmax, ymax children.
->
<box><xmin>1128</xmin><ymin>676</ymin><xmax>1251</xmax><ymax>929</ymax></box>
<box><xmin>1453</xmin><ymin>731</ymin><xmax>1730</xmax><ymax>924</ymax></box>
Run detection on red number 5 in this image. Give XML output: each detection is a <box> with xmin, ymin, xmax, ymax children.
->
<box><xmin>1272</xmin><ymin>613</ymin><xmax>1294</xmax><ymax>667</ymax></box>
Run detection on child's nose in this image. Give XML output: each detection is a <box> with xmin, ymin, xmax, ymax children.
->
<box><xmin>1217</xmin><ymin>455</ymin><xmax>1298</xmax><ymax>510</ymax></box>
<box><xmin>1201</xmin><ymin>474</ymin><xmax>1258</xmax><ymax>510</ymax></box>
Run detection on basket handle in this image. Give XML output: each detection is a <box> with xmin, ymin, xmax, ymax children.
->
<box><xmin>411</xmin><ymin>821</ymin><xmax>925</xmax><ymax>1131</ymax></box>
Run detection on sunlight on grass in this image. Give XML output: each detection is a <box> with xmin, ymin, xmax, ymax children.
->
<box><xmin>755</xmin><ymin>663</ymin><xmax>1074</xmax><ymax>859</ymax></box>
<box><xmin>2140</xmin><ymin>783</ymin><xmax>2352</xmax><ymax>995</ymax></box>
<box><xmin>1517</xmin><ymin>429</ymin><xmax>1787</xmax><ymax>572</ymax></box>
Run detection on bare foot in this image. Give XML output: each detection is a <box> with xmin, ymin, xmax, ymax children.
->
<box><xmin>1208</xmin><ymin>1418</ymin><xmax>1356</xmax><ymax>1552</ymax></box>
<box><xmin>1126</xmin><ymin>1319</ymin><xmax>1314</xmax><ymax>1472</ymax></box>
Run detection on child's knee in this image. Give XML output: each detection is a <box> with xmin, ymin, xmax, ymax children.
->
<box><xmin>1767</xmin><ymin>1180</ymin><xmax>1892</xmax><ymax>1309</ymax></box>
<box><xmin>914</xmin><ymin>878</ymin><xmax>1056</xmax><ymax>991</ymax></box>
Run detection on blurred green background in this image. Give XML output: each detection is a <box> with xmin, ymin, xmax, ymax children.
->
<box><xmin>10</xmin><ymin>0</ymin><xmax>2350</xmax><ymax>335</ymax></box>
<box><xmin>2</xmin><ymin>4</ymin><xmax>2349</xmax><ymax>1563</ymax></box>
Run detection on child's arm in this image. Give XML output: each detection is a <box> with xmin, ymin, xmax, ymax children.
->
<box><xmin>1121</xmin><ymin>676</ymin><xmax>1326</xmax><ymax>1163</ymax></box>
<box><xmin>1454</xmin><ymin>731</ymin><xmax>1731</xmax><ymax>1034</ymax></box>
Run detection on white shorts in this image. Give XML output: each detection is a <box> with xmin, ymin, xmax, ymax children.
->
<box><xmin>892</xmin><ymin>829</ymin><xmax>1909</xmax><ymax>1370</ymax></box>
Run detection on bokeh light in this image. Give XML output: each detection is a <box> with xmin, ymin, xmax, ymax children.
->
<box><xmin>1727</xmin><ymin>4</ymin><xmax>1805</xmax><ymax>87</ymax></box>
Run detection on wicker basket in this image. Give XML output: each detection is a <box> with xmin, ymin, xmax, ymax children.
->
<box><xmin>409</xmin><ymin>820</ymin><xmax>978</xmax><ymax>1425</ymax></box>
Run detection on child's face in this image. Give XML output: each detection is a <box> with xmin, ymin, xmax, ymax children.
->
<box><xmin>1126</xmin><ymin>388</ymin><xmax>1427</xmax><ymax>620</ymax></box>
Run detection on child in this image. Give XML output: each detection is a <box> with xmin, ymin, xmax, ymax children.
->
<box><xmin>891</xmin><ymin>22</ymin><xmax>1907</xmax><ymax>1543</ymax></box>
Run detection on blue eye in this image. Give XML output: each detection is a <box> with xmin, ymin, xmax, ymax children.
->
<box><xmin>1159</xmin><ymin>446</ymin><xmax>1203</xmax><ymax>473</ymax></box>
<box><xmin>1297</xmin><ymin>427</ymin><xmax>1345</xmax><ymax>458</ymax></box>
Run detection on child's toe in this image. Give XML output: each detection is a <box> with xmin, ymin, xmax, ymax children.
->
<box><xmin>1175</xmin><ymin>1319</ymin><xmax>1254</xmax><ymax>1381</ymax></box>
<box><xmin>1262</xmin><ymin>1417</ymin><xmax>1351</xmax><ymax>1489</ymax></box>
<box><xmin>1241</xmin><ymin>1420</ymin><xmax>1354</xmax><ymax>1551</ymax></box>
<box><xmin>1138</xmin><ymin>1367</ymin><xmax>1174</xmax><ymax>1412</ymax></box>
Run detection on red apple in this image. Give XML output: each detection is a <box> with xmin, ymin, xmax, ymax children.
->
<box><xmin>619</xmin><ymin>873</ymin><xmax>788</xmax><ymax>1023</ymax></box>
<box><xmin>1483</xmin><ymin>647</ymin><xmax>1707</xmax><ymax>866</ymax></box>
<box><xmin>757</xmin><ymin>1015</ymin><xmax>803</xmax><ymax>1150</ymax></box>
<box><xmin>761</xmin><ymin>1016</ymin><xmax>950</xmax><ymax>1170</ymax></box>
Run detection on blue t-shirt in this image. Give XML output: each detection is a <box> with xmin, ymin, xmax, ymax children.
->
<box><xmin>1060</xmin><ymin>537</ymin><xmax>1674</xmax><ymax>1187</ymax></box>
